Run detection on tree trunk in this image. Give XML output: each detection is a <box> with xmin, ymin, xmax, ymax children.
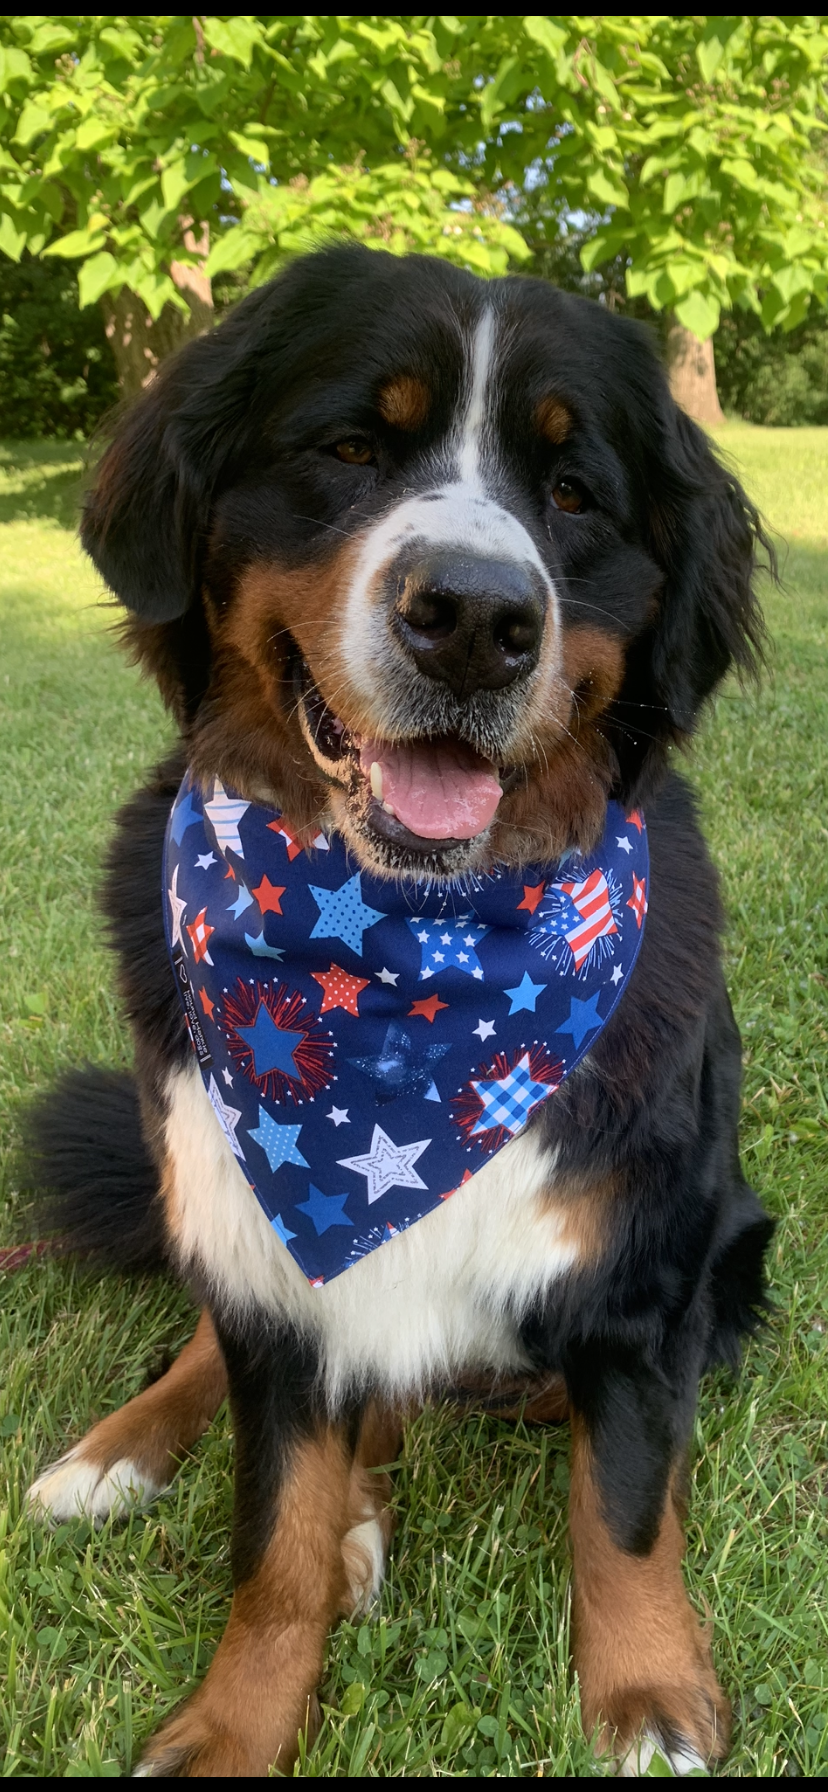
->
<box><xmin>100</xmin><ymin>224</ymin><xmax>213</xmax><ymax>399</ymax></box>
<box><xmin>666</xmin><ymin>320</ymin><xmax>724</xmax><ymax>426</ymax></box>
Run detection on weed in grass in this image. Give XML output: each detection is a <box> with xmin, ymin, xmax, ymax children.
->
<box><xmin>1</xmin><ymin>428</ymin><xmax>826</xmax><ymax>1777</ymax></box>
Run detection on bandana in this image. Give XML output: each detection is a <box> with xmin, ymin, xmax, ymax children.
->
<box><xmin>164</xmin><ymin>775</ymin><xmax>648</xmax><ymax>1285</ymax></box>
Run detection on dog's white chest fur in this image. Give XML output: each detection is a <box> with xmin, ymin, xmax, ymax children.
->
<box><xmin>165</xmin><ymin>1061</ymin><xmax>579</xmax><ymax>1403</ymax></box>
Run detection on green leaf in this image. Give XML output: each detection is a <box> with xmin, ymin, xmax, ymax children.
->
<box><xmin>202</xmin><ymin>17</ymin><xmax>263</xmax><ymax>70</ymax></box>
<box><xmin>697</xmin><ymin>36</ymin><xmax>725</xmax><ymax>84</ymax></box>
<box><xmin>13</xmin><ymin>100</ymin><xmax>51</xmax><ymax>146</ymax></box>
<box><xmin>0</xmin><ymin>45</ymin><xmax>33</xmax><ymax>89</ymax></box>
<box><xmin>204</xmin><ymin>227</ymin><xmax>260</xmax><ymax>277</ymax></box>
<box><xmin>674</xmin><ymin>288</ymin><xmax>720</xmax><ymax>340</ymax></box>
<box><xmin>228</xmin><ymin>132</ymin><xmax>271</xmax><ymax>167</ymax></box>
<box><xmin>27</xmin><ymin>23</ymin><xmax>75</xmax><ymax>55</ymax></box>
<box><xmin>0</xmin><ymin>211</ymin><xmax>26</xmax><ymax>261</ymax></box>
<box><xmin>43</xmin><ymin>227</ymin><xmax>106</xmax><ymax>260</ymax></box>
<box><xmin>771</xmin><ymin>264</ymin><xmax>813</xmax><ymax>304</ymax></box>
<box><xmin>75</xmin><ymin>117</ymin><xmax>114</xmax><ymax>153</ymax></box>
<box><xmin>77</xmin><ymin>250</ymin><xmax>119</xmax><ymax>307</ymax></box>
<box><xmin>340</xmin><ymin>1682</ymin><xmax>365</xmax><ymax>1716</ymax></box>
<box><xmin>522</xmin><ymin>17</ymin><xmax>568</xmax><ymax>58</ymax></box>
<box><xmin>586</xmin><ymin>169</ymin><xmax>629</xmax><ymax>209</ymax></box>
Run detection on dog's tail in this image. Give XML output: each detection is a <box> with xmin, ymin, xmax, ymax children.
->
<box><xmin>23</xmin><ymin>1066</ymin><xmax>168</xmax><ymax>1273</ymax></box>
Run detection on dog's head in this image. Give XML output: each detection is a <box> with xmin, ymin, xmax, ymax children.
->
<box><xmin>83</xmin><ymin>245</ymin><xmax>768</xmax><ymax>879</ymax></box>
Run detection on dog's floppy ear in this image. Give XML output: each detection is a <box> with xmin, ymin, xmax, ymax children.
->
<box><xmin>611</xmin><ymin>398</ymin><xmax>772</xmax><ymax>802</ymax></box>
<box><xmin>81</xmin><ymin>329</ymin><xmax>238</xmax><ymax>623</ymax></box>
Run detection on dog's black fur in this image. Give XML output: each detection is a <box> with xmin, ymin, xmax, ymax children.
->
<box><xmin>26</xmin><ymin>246</ymin><xmax>775</xmax><ymax>1774</ymax></box>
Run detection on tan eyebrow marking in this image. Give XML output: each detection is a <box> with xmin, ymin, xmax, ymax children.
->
<box><xmin>536</xmin><ymin>395</ymin><xmax>573</xmax><ymax>445</ymax></box>
<box><xmin>378</xmin><ymin>375</ymin><xmax>430</xmax><ymax>431</ymax></box>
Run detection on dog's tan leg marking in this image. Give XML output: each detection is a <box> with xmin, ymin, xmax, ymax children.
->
<box><xmin>340</xmin><ymin>1400</ymin><xmax>404</xmax><ymax>1615</ymax></box>
<box><xmin>569</xmin><ymin>1415</ymin><xmax>730</xmax><ymax>1776</ymax></box>
<box><xmin>27</xmin><ymin>1310</ymin><xmax>226</xmax><ymax>1524</ymax></box>
<box><xmin>135</xmin><ymin>1425</ymin><xmax>359</xmax><ymax>1778</ymax></box>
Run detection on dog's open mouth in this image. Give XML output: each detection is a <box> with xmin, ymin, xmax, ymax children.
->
<box><xmin>297</xmin><ymin>663</ymin><xmax>511</xmax><ymax>854</ymax></box>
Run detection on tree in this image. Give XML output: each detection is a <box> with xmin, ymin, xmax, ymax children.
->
<box><xmin>1</xmin><ymin>16</ymin><xmax>827</xmax><ymax>412</ymax></box>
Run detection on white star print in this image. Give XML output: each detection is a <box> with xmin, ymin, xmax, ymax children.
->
<box><xmin>328</xmin><ymin>1107</ymin><xmax>350</xmax><ymax>1126</ymax></box>
<box><xmin>376</xmin><ymin>968</ymin><xmax>399</xmax><ymax>986</ymax></box>
<box><xmin>457</xmin><ymin>952</ymin><xmax>469</xmax><ymax>963</ymax></box>
<box><xmin>222</xmin><ymin>1067</ymin><xmax>234</xmax><ymax>1086</ymax></box>
<box><xmin>207</xmin><ymin>1074</ymin><xmax>244</xmax><ymax>1158</ymax></box>
<box><xmin>338</xmin><ymin>1124</ymin><xmax>430</xmax><ymax>1204</ymax></box>
<box><xmin>421</xmin><ymin>966</ymin><xmax>434</xmax><ymax>980</ymax></box>
<box><xmin>611</xmin><ymin>964</ymin><xmax>624</xmax><ymax>985</ymax></box>
<box><xmin>617</xmin><ymin>835</ymin><xmax>632</xmax><ymax>854</ymax></box>
<box><xmin>196</xmin><ymin>852</ymin><xmax>216</xmax><ymax>870</ymax></box>
<box><xmin>464</xmin><ymin>934</ymin><xmax>476</xmax><ymax>947</ymax></box>
<box><xmin>440</xmin><ymin>932</ymin><xmax>452</xmax><ymax>945</ymax></box>
<box><xmin>473</xmin><ymin>1020</ymin><xmax>496</xmax><ymax>1041</ymax></box>
<box><xmin>432</xmin><ymin>950</ymin><xmax>445</xmax><ymax>963</ymax></box>
<box><xmin>472</xmin><ymin>967</ymin><xmax>484</xmax><ymax>980</ymax></box>
<box><xmin>417</xmin><ymin>929</ymin><xmax>429</xmax><ymax>943</ymax></box>
<box><xmin>168</xmin><ymin>863</ymin><xmax>187</xmax><ymax>953</ymax></box>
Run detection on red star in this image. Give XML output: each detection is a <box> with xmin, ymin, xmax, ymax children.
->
<box><xmin>198</xmin><ymin>986</ymin><xmax>215</xmax><ymax>1020</ymax></box>
<box><xmin>626</xmin><ymin>809</ymin><xmax>644</xmax><ymax>832</ymax></box>
<box><xmin>187</xmin><ymin>907</ymin><xmax>215</xmax><ymax>965</ymax></box>
<box><xmin>441</xmin><ymin>1168</ymin><xmax>473</xmax><ymax>1201</ymax></box>
<box><xmin>267</xmin><ymin>819</ymin><xmax>304</xmax><ymax>861</ymax></box>
<box><xmin>252</xmin><ymin>875</ymin><xmax>286</xmax><ymax>914</ymax></box>
<box><xmin>224</xmin><ymin>862</ymin><xmax>236</xmax><ymax>880</ymax></box>
<box><xmin>311</xmin><ymin>962</ymin><xmax>370</xmax><ymax>1016</ymax></box>
<box><xmin>408</xmin><ymin>994</ymin><xmax>448</xmax><ymax>1023</ymax></box>
<box><xmin>517</xmin><ymin>881</ymin><xmax>546</xmax><ymax>915</ymax></box>
<box><xmin>627</xmin><ymin>873</ymin><xmax>648</xmax><ymax>929</ymax></box>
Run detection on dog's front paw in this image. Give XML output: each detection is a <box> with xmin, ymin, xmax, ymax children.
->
<box><xmin>133</xmin><ymin>1693</ymin><xmax>321</xmax><ymax>1778</ymax></box>
<box><xmin>26</xmin><ymin>1443</ymin><xmax>165</xmax><ymax>1525</ymax></box>
<box><xmin>597</xmin><ymin>1682</ymin><xmax>730</xmax><ymax>1777</ymax></box>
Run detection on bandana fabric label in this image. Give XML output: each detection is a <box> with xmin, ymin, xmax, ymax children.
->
<box><xmin>164</xmin><ymin>776</ymin><xmax>648</xmax><ymax>1285</ymax></box>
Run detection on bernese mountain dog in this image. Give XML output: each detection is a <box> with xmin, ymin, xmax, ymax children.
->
<box><xmin>25</xmin><ymin>244</ymin><xmax>774</xmax><ymax>1778</ymax></box>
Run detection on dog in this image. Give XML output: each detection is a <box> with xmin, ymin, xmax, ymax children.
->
<box><xmin>25</xmin><ymin>244</ymin><xmax>774</xmax><ymax>1777</ymax></box>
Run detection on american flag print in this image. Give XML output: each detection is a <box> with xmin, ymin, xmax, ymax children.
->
<box><xmin>164</xmin><ymin>776</ymin><xmax>648</xmax><ymax>1285</ymax></box>
<box><xmin>530</xmin><ymin>866</ymin><xmax>623</xmax><ymax>976</ymax></box>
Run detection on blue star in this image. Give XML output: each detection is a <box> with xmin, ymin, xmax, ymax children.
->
<box><xmin>350</xmin><ymin>1023</ymin><xmax>450</xmax><ymax>1105</ymax></box>
<box><xmin>406</xmin><ymin>914</ymin><xmax>489</xmax><ymax>981</ymax></box>
<box><xmin>309</xmin><ymin>873</ymin><xmax>386</xmax><ymax>957</ymax></box>
<box><xmin>248</xmin><ymin>1109</ymin><xmax>309</xmax><ymax>1172</ymax></box>
<box><xmin>245</xmin><ymin>930</ymin><xmax>285</xmax><ymax>960</ymax></box>
<box><xmin>504</xmin><ymin>971</ymin><xmax>546</xmax><ymax>1014</ymax></box>
<box><xmin>171</xmin><ymin>788</ymin><xmax>201</xmax><ymax>845</ymax></box>
<box><xmin>295</xmin><ymin>1183</ymin><xmax>353</xmax><ymax>1236</ymax></box>
<box><xmin>471</xmin><ymin>1053</ymin><xmax>551</xmax><ymax>1137</ymax></box>
<box><xmin>556</xmin><ymin>991</ymin><xmax>603</xmax><ymax>1050</ymax></box>
<box><xmin>237</xmin><ymin>1003</ymin><xmax>303</xmax><ymax>1079</ymax></box>
<box><xmin>272</xmin><ymin>1213</ymin><xmax>297</xmax><ymax>1246</ymax></box>
<box><xmin>227</xmin><ymin>884</ymin><xmax>254</xmax><ymax>919</ymax></box>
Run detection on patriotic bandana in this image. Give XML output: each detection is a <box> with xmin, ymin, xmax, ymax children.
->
<box><xmin>164</xmin><ymin>774</ymin><xmax>648</xmax><ymax>1286</ymax></box>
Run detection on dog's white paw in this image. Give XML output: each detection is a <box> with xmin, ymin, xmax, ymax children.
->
<box><xmin>26</xmin><ymin>1444</ymin><xmax>165</xmax><ymax>1525</ymax></box>
<box><xmin>341</xmin><ymin>1514</ymin><xmax>388</xmax><ymax>1615</ymax></box>
<box><xmin>617</xmin><ymin>1727</ymin><xmax>707</xmax><ymax>1777</ymax></box>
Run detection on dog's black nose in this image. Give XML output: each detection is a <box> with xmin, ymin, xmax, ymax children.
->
<box><xmin>392</xmin><ymin>553</ymin><xmax>545</xmax><ymax>698</ymax></box>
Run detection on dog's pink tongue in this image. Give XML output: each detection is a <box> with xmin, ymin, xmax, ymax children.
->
<box><xmin>359</xmin><ymin>739</ymin><xmax>502</xmax><ymax>840</ymax></box>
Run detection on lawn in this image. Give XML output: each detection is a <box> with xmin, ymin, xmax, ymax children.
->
<box><xmin>1</xmin><ymin>425</ymin><xmax>826</xmax><ymax>1778</ymax></box>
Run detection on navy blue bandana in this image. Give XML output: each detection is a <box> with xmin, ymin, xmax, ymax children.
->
<box><xmin>164</xmin><ymin>775</ymin><xmax>648</xmax><ymax>1285</ymax></box>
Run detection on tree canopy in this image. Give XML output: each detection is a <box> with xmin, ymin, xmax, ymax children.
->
<box><xmin>1</xmin><ymin>14</ymin><xmax>827</xmax><ymax>343</ymax></box>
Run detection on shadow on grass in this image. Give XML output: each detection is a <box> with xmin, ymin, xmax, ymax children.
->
<box><xmin>0</xmin><ymin>439</ymin><xmax>98</xmax><ymax>530</ymax></box>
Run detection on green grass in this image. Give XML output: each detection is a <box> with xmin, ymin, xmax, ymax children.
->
<box><xmin>1</xmin><ymin>426</ymin><xmax>826</xmax><ymax>1778</ymax></box>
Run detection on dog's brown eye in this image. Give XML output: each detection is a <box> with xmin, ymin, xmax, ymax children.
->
<box><xmin>552</xmin><ymin>479</ymin><xmax>585</xmax><ymax>514</ymax></box>
<box><xmin>334</xmin><ymin>439</ymin><xmax>374</xmax><ymax>466</ymax></box>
